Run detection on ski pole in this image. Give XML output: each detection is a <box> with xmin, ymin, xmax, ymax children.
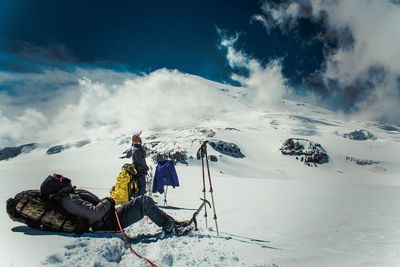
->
<box><xmin>197</xmin><ymin>141</ymin><xmax>208</xmax><ymax>228</ymax></box>
<box><xmin>204</xmin><ymin>143</ymin><xmax>219</xmax><ymax>235</ymax></box>
<box><xmin>164</xmin><ymin>186</ymin><xmax>168</xmax><ymax>206</ymax></box>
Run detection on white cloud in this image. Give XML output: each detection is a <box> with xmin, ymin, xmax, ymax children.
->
<box><xmin>257</xmin><ymin>0</ymin><xmax>400</xmax><ymax>123</ymax></box>
<box><xmin>0</xmin><ymin>109</ymin><xmax>47</xmax><ymax>146</ymax></box>
<box><xmin>251</xmin><ymin>15</ymin><xmax>272</xmax><ymax>32</ymax></box>
<box><xmin>218</xmin><ymin>30</ymin><xmax>288</xmax><ymax>108</ymax></box>
<box><xmin>0</xmin><ymin>67</ymin><xmax>251</xmax><ymax>147</ymax></box>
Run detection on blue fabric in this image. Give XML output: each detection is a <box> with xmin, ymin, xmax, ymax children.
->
<box><xmin>152</xmin><ymin>160</ymin><xmax>180</xmax><ymax>194</ymax></box>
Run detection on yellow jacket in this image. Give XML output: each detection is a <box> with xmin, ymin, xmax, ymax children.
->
<box><xmin>111</xmin><ymin>169</ymin><xmax>137</xmax><ymax>205</ymax></box>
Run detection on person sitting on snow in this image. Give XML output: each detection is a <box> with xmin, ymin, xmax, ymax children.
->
<box><xmin>40</xmin><ymin>174</ymin><xmax>191</xmax><ymax>235</ymax></box>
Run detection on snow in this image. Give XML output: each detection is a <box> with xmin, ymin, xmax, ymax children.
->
<box><xmin>1</xmin><ymin>99</ymin><xmax>400</xmax><ymax>266</ymax></box>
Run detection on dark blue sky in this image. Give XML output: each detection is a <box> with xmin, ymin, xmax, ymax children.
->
<box><xmin>0</xmin><ymin>0</ymin><xmax>324</xmax><ymax>86</ymax></box>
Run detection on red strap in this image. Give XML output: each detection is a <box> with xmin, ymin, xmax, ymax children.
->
<box><xmin>114</xmin><ymin>211</ymin><xmax>158</xmax><ymax>267</ymax></box>
<box><xmin>53</xmin><ymin>173</ymin><xmax>64</xmax><ymax>182</ymax></box>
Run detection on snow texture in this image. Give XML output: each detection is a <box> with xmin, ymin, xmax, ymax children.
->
<box><xmin>1</xmin><ymin>99</ymin><xmax>400</xmax><ymax>267</ymax></box>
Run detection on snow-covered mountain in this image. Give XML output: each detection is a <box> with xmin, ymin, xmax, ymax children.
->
<box><xmin>1</xmin><ymin>98</ymin><xmax>400</xmax><ymax>267</ymax></box>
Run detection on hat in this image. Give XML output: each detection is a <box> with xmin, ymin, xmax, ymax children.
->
<box><xmin>40</xmin><ymin>173</ymin><xmax>73</xmax><ymax>197</ymax></box>
<box><xmin>132</xmin><ymin>131</ymin><xmax>143</xmax><ymax>141</ymax></box>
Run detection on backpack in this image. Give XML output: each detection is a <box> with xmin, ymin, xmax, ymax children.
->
<box><xmin>6</xmin><ymin>174</ymin><xmax>90</xmax><ymax>233</ymax></box>
<box><xmin>123</xmin><ymin>163</ymin><xmax>139</xmax><ymax>200</ymax></box>
<box><xmin>111</xmin><ymin>164</ymin><xmax>139</xmax><ymax>205</ymax></box>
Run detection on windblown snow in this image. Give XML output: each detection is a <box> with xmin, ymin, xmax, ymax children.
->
<box><xmin>1</xmin><ymin>86</ymin><xmax>400</xmax><ymax>266</ymax></box>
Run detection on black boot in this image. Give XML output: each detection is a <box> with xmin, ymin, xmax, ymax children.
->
<box><xmin>175</xmin><ymin>220</ymin><xmax>190</xmax><ymax>227</ymax></box>
<box><xmin>162</xmin><ymin>219</ymin><xmax>193</xmax><ymax>237</ymax></box>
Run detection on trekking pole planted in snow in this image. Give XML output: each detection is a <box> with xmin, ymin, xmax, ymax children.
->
<box><xmin>164</xmin><ymin>185</ymin><xmax>168</xmax><ymax>206</ymax></box>
<box><xmin>197</xmin><ymin>143</ymin><xmax>208</xmax><ymax>228</ymax></box>
<box><xmin>203</xmin><ymin>142</ymin><xmax>219</xmax><ymax>235</ymax></box>
<box><xmin>197</xmin><ymin>140</ymin><xmax>219</xmax><ymax>235</ymax></box>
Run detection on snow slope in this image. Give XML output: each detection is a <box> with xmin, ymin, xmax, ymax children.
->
<box><xmin>1</xmin><ymin>99</ymin><xmax>400</xmax><ymax>267</ymax></box>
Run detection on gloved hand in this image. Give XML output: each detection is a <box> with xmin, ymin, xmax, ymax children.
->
<box><xmin>104</xmin><ymin>197</ymin><xmax>116</xmax><ymax>211</ymax></box>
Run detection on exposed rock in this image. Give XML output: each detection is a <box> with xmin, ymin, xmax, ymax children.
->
<box><xmin>120</xmin><ymin>145</ymin><xmax>189</xmax><ymax>164</ymax></box>
<box><xmin>280</xmin><ymin>138</ymin><xmax>329</xmax><ymax>166</ymax></box>
<box><xmin>119</xmin><ymin>128</ymin><xmax>218</xmax><ymax>165</ymax></box>
<box><xmin>343</xmin><ymin>130</ymin><xmax>376</xmax><ymax>141</ymax></box>
<box><xmin>47</xmin><ymin>145</ymin><xmax>66</xmax><ymax>155</ymax></box>
<box><xmin>151</xmin><ymin>150</ymin><xmax>189</xmax><ymax>164</ymax></box>
<box><xmin>0</xmin><ymin>143</ymin><xmax>38</xmax><ymax>161</ymax></box>
<box><xmin>209</xmin><ymin>140</ymin><xmax>245</xmax><ymax>158</ymax></box>
<box><xmin>346</xmin><ymin>156</ymin><xmax>380</xmax><ymax>166</ymax></box>
<box><xmin>209</xmin><ymin>155</ymin><xmax>218</xmax><ymax>162</ymax></box>
<box><xmin>120</xmin><ymin>148</ymin><xmax>132</xmax><ymax>159</ymax></box>
<box><xmin>118</xmin><ymin>136</ymin><xmax>131</xmax><ymax>145</ymax></box>
<box><xmin>224</xmin><ymin>127</ymin><xmax>240</xmax><ymax>131</ymax></box>
<box><xmin>46</xmin><ymin>140</ymin><xmax>90</xmax><ymax>155</ymax></box>
<box><xmin>199</xmin><ymin>128</ymin><xmax>216</xmax><ymax>138</ymax></box>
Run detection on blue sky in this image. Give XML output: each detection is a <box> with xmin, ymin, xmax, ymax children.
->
<box><xmin>0</xmin><ymin>0</ymin><xmax>324</xmax><ymax>85</ymax></box>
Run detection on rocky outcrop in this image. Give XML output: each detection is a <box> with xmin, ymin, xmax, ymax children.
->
<box><xmin>346</xmin><ymin>156</ymin><xmax>380</xmax><ymax>166</ymax></box>
<box><xmin>120</xmin><ymin>148</ymin><xmax>132</xmax><ymax>159</ymax></box>
<box><xmin>209</xmin><ymin>155</ymin><xmax>218</xmax><ymax>162</ymax></box>
<box><xmin>153</xmin><ymin>150</ymin><xmax>188</xmax><ymax>164</ymax></box>
<box><xmin>199</xmin><ymin>129</ymin><xmax>216</xmax><ymax>138</ymax></box>
<box><xmin>280</xmin><ymin>138</ymin><xmax>329</xmax><ymax>166</ymax></box>
<box><xmin>209</xmin><ymin>140</ymin><xmax>245</xmax><ymax>158</ymax></box>
<box><xmin>119</xmin><ymin>128</ymin><xmax>242</xmax><ymax>164</ymax></box>
<box><xmin>0</xmin><ymin>143</ymin><xmax>38</xmax><ymax>161</ymax></box>
<box><xmin>224</xmin><ymin>127</ymin><xmax>240</xmax><ymax>131</ymax></box>
<box><xmin>144</xmin><ymin>140</ymin><xmax>189</xmax><ymax>164</ymax></box>
<box><xmin>47</xmin><ymin>145</ymin><xmax>68</xmax><ymax>155</ymax></box>
<box><xmin>119</xmin><ymin>128</ymin><xmax>218</xmax><ymax>164</ymax></box>
<box><xmin>118</xmin><ymin>136</ymin><xmax>131</xmax><ymax>145</ymax></box>
<box><xmin>343</xmin><ymin>130</ymin><xmax>376</xmax><ymax>141</ymax></box>
<box><xmin>46</xmin><ymin>140</ymin><xmax>90</xmax><ymax>155</ymax></box>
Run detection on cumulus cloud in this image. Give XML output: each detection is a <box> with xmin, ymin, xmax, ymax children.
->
<box><xmin>218</xmin><ymin>29</ymin><xmax>288</xmax><ymax>107</ymax></box>
<box><xmin>255</xmin><ymin>0</ymin><xmax>400</xmax><ymax>123</ymax></box>
<box><xmin>0</xmin><ymin>109</ymin><xmax>47</xmax><ymax>146</ymax></box>
<box><xmin>0</xmin><ymin>67</ymin><xmax>251</xmax><ymax>147</ymax></box>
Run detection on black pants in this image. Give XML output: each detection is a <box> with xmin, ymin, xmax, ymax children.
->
<box><xmin>116</xmin><ymin>195</ymin><xmax>172</xmax><ymax>229</ymax></box>
<box><xmin>136</xmin><ymin>174</ymin><xmax>147</xmax><ymax>196</ymax></box>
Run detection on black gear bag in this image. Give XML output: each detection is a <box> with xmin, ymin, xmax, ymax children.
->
<box><xmin>6</xmin><ymin>174</ymin><xmax>90</xmax><ymax>233</ymax></box>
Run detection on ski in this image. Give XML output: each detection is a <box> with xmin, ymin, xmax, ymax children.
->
<box><xmin>188</xmin><ymin>198</ymin><xmax>211</xmax><ymax>230</ymax></box>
